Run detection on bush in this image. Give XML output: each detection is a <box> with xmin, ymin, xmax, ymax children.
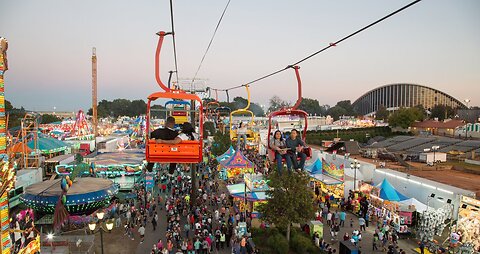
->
<box><xmin>267</xmin><ymin>233</ymin><xmax>289</xmax><ymax>254</ymax></box>
<box><xmin>290</xmin><ymin>229</ymin><xmax>318</xmax><ymax>254</ymax></box>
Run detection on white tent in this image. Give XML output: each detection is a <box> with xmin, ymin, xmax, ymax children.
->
<box><xmin>399</xmin><ymin>198</ymin><xmax>431</xmax><ymax>213</ymax></box>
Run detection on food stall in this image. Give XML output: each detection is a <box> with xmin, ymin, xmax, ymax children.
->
<box><xmin>307</xmin><ymin>158</ymin><xmax>344</xmax><ymax>207</ymax></box>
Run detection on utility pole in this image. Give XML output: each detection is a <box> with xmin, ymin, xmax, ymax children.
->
<box><xmin>92</xmin><ymin>48</ymin><xmax>98</xmax><ymax>138</ymax></box>
<box><xmin>190</xmin><ymin>98</ymin><xmax>197</xmax><ymax>208</ymax></box>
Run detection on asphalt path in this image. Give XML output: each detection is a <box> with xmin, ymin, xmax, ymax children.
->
<box><xmin>135</xmin><ymin>176</ymin><xmax>232</xmax><ymax>254</ymax></box>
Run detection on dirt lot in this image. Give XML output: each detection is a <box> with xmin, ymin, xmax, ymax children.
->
<box><xmin>355</xmin><ymin>157</ymin><xmax>480</xmax><ymax>197</ymax></box>
<box><xmin>406</xmin><ymin>167</ymin><xmax>480</xmax><ymax>197</ymax></box>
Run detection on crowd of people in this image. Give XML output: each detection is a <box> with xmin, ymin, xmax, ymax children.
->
<box><xmin>108</xmin><ymin>155</ymin><xmax>257</xmax><ymax>254</ymax></box>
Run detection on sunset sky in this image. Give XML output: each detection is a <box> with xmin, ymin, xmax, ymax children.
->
<box><xmin>1</xmin><ymin>0</ymin><xmax>479</xmax><ymax>111</ymax></box>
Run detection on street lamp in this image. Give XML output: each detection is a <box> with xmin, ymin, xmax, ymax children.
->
<box><xmin>46</xmin><ymin>233</ymin><xmax>54</xmax><ymax>250</ymax></box>
<box><xmin>88</xmin><ymin>210</ymin><xmax>114</xmax><ymax>254</ymax></box>
<box><xmin>464</xmin><ymin>99</ymin><xmax>470</xmax><ymax>139</ymax></box>
<box><xmin>350</xmin><ymin>159</ymin><xmax>360</xmax><ymax>191</ymax></box>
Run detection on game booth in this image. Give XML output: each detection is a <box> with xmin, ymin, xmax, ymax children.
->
<box><xmin>359</xmin><ymin>179</ymin><xmax>418</xmax><ymax>235</ymax></box>
<box><xmin>307</xmin><ymin>158</ymin><xmax>344</xmax><ymax>207</ymax></box>
<box><xmin>216</xmin><ymin>146</ymin><xmax>236</xmax><ymax>180</ymax></box>
<box><xmin>226</xmin><ymin>176</ymin><xmax>269</xmax><ymax>219</ymax></box>
<box><xmin>218</xmin><ymin>148</ymin><xmax>254</xmax><ymax>181</ymax></box>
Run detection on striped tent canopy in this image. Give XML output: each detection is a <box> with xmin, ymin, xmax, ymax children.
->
<box><xmin>28</xmin><ymin>135</ymin><xmax>70</xmax><ymax>154</ymax></box>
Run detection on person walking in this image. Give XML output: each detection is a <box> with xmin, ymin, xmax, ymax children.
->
<box><xmin>220</xmin><ymin>232</ymin><xmax>226</xmax><ymax>249</ymax></box>
<box><xmin>138</xmin><ymin>224</ymin><xmax>145</xmax><ymax>243</ymax></box>
<box><xmin>152</xmin><ymin>215</ymin><xmax>157</xmax><ymax>231</ymax></box>
<box><xmin>419</xmin><ymin>241</ymin><xmax>425</xmax><ymax>254</ymax></box>
<box><xmin>373</xmin><ymin>233</ymin><xmax>379</xmax><ymax>251</ymax></box>
<box><xmin>359</xmin><ymin>217</ymin><xmax>366</xmax><ymax>232</ymax></box>
<box><xmin>327</xmin><ymin>211</ymin><xmax>333</xmax><ymax>226</ymax></box>
<box><xmin>339</xmin><ymin>210</ymin><xmax>346</xmax><ymax>227</ymax></box>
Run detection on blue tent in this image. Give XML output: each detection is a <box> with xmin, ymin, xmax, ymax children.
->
<box><xmin>305</xmin><ymin>158</ymin><xmax>322</xmax><ymax>174</ymax></box>
<box><xmin>216</xmin><ymin>146</ymin><xmax>235</xmax><ymax>163</ymax></box>
<box><xmin>376</xmin><ymin>178</ymin><xmax>409</xmax><ymax>201</ymax></box>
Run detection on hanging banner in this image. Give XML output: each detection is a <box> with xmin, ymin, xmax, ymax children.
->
<box><xmin>145</xmin><ymin>173</ymin><xmax>155</xmax><ymax>190</ymax></box>
<box><xmin>321</xmin><ymin>158</ymin><xmax>344</xmax><ymax>181</ymax></box>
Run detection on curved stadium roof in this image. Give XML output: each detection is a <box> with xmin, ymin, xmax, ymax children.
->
<box><xmin>352</xmin><ymin>83</ymin><xmax>466</xmax><ymax>116</ymax></box>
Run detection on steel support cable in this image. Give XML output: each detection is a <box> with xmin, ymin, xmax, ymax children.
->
<box><xmin>169</xmin><ymin>0</ymin><xmax>180</xmax><ymax>85</ymax></box>
<box><xmin>211</xmin><ymin>0</ymin><xmax>423</xmax><ymax>92</ymax></box>
<box><xmin>191</xmin><ymin>0</ymin><xmax>232</xmax><ymax>86</ymax></box>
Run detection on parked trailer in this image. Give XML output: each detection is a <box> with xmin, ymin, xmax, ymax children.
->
<box><xmin>419</xmin><ymin>152</ymin><xmax>447</xmax><ymax>165</ymax></box>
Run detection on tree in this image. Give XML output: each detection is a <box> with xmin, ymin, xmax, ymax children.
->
<box><xmin>203</xmin><ymin>121</ymin><xmax>216</xmax><ymax>137</ymax></box>
<box><xmin>430</xmin><ymin>104</ymin><xmax>454</xmax><ymax>121</ymax></box>
<box><xmin>388</xmin><ymin>107</ymin><xmax>425</xmax><ymax>129</ymax></box>
<box><xmin>298</xmin><ymin>98</ymin><xmax>326</xmax><ymax>116</ymax></box>
<box><xmin>336</xmin><ymin>100</ymin><xmax>356</xmax><ymax>116</ymax></box>
<box><xmin>5</xmin><ymin>100</ymin><xmax>26</xmax><ymax>128</ymax></box>
<box><xmin>375</xmin><ymin>105</ymin><xmax>389</xmax><ymax>121</ymax></box>
<box><xmin>268</xmin><ymin>96</ymin><xmax>290</xmax><ymax>113</ymax></box>
<box><xmin>41</xmin><ymin>114</ymin><xmax>62</xmax><ymax>124</ymax></box>
<box><xmin>210</xmin><ymin>131</ymin><xmax>231</xmax><ymax>156</ymax></box>
<box><xmin>326</xmin><ymin>106</ymin><xmax>348</xmax><ymax>120</ymax></box>
<box><xmin>257</xmin><ymin>172</ymin><xmax>315</xmax><ymax>242</ymax></box>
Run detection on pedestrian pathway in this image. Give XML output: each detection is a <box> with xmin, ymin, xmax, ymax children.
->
<box><xmin>322</xmin><ymin>211</ymin><xmax>420</xmax><ymax>253</ymax></box>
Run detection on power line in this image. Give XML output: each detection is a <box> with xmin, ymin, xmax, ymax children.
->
<box><xmin>211</xmin><ymin>0</ymin><xmax>423</xmax><ymax>92</ymax></box>
<box><xmin>191</xmin><ymin>0</ymin><xmax>232</xmax><ymax>86</ymax></box>
<box><xmin>169</xmin><ymin>0</ymin><xmax>179</xmax><ymax>85</ymax></box>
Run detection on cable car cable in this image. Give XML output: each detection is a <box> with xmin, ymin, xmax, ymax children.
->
<box><xmin>211</xmin><ymin>0</ymin><xmax>423</xmax><ymax>92</ymax></box>
<box><xmin>169</xmin><ymin>0</ymin><xmax>180</xmax><ymax>85</ymax></box>
<box><xmin>191</xmin><ymin>0</ymin><xmax>232</xmax><ymax>87</ymax></box>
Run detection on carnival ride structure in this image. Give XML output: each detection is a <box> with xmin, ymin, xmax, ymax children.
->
<box><xmin>267</xmin><ymin>66</ymin><xmax>311</xmax><ymax>162</ymax></box>
<box><xmin>205</xmin><ymin>88</ymin><xmax>220</xmax><ymax>124</ymax></box>
<box><xmin>71</xmin><ymin>110</ymin><xmax>93</xmax><ymax>139</ymax></box>
<box><xmin>145</xmin><ymin>31</ymin><xmax>203</xmax><ymax>164</ymax></box>
<box><xmin>20</xmin><ymin>177</ymin><xmax>118</xmax><ymax>215</ymax></box>
<box><xmin>165</xmin><ymin>100</ymin><xmax>191</xmax><ymax>128</ymax></box>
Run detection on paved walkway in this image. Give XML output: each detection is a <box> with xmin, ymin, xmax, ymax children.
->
<box><xmin>322</xmin><ymin>211</ymin><xmax>420</xmax><ymax>253</ymax></box>
<box><xmin>135</xmin><ymin>173</ymin><xmax>232</xmax><ymax>254</ymax></box>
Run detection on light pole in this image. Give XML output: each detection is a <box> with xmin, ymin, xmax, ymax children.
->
<box><xmin>47</xmin><ymin>233</ymin><xmax>54</xmax><ymax>251</ymax></box>
<box><xmin>464</xmin><ymin>99</ymin><xmax>470</xmax><ymax>139</ymax></box>
<box><xmin>432</xmin><ymin>145</ymin><xmax>439</xmax><ymax>166</ymax></box>
<box><xmin>424</xmin><ymin>145</ymin><xmax>440</xmax><ymax>169</ymax></box>
<box><xmin>350</xmin><ymin>159</ymin><xmax>360</xmax><ymax>191</ymax></box>
<box><xmin>88</xmin><ymin>210</ymin><xmax>114</xmax><ymax>254</ymax></box>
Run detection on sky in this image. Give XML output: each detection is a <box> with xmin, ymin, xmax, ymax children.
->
<box><xmin>1</xmin><ymin>0</ymin><xmax>479</xmax><ymax>112</ymax></box>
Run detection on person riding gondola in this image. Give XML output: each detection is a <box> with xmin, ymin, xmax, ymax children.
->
<box><xmin>269</xmin><ymin>130</ymin><xmax>293</xmax><ymax>174</ymax></box>
<box><xmin>146</xmin><ymin>116</ymin><xmax>179</xmax><ymax>173</ymax></box>
<box><xmin>285</xmin><ymin>129</ymin><xmax>307</xmax><ymax>171</ymax></box>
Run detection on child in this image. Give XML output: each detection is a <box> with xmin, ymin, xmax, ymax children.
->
<box><xmin>349</xmin><ymin>218</ymin><xmax>354</xmax><ymax>228</ymax></box>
